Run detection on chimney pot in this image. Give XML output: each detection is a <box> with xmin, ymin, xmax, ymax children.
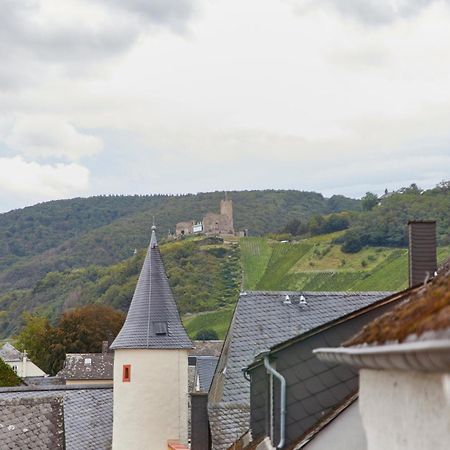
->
<box><xmin>102</xmin><ymin>341</ymin><xmax>109</xmax><ymax>354</ymax></box>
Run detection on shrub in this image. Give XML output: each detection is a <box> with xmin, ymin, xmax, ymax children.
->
<box><xmin>0</xmin><ymin>358</ymin><xmax>22</xmax><ymax>387</ymax></box>
<box><xmin>194</xmin><ymin>329</ymin><xmax>219</xmax><ymax>340</ymax></box>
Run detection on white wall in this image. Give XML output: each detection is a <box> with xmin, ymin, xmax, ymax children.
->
<box><xmin>360</xmin><ymin>369</ymin><xmax>450</xmax><ymax>450</ymax></box>
<box><xmin>112</xmin><ymin>349</ymin><xmax>189</xmax><ymax>450</ymax></box>
<box><xmin>7</xmin><ymin>358</ymin><xmax>46</xmax><ymax>377</ymax></box>
<box><xmin>303</xmin><ymin>401</ymin><xmax>366</xmax><ymax>450</ymax></box>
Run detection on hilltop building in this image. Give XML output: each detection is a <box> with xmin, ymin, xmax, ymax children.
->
<box><xmin>175</xmin><ymin>196</ymin><xmax>235</xmax><ymax>237</ymax></box>
<box><xmin>110</xmin><ymin>226</ymin><xmax>193</xmax><ymax>450</ymax></box>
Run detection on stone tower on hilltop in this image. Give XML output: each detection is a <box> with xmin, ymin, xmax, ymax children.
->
<box><xmin>220</xmin><ymin>197</ymin><xmax>233</xmax><ymax>229</ymax></box>
<box><xmin>111</xmin><ymin>226</ymin><xmax>193</xmax><ymax>450</ymax></box>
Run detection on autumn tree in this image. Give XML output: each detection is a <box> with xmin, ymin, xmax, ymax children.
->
<box><xmin>55</xmin><ymin>304</ymin><xmax>125</xmax><ymax>354</ymax></box>
<box><xmin>16</xmin><ymin>305</ymin><xmax>125</xmax><ymax>375</ymax></box>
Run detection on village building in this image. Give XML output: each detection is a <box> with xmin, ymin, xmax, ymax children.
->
<box><xmin>57</xmin><ymin>344</ymin><xmax>114</xmax><ymax>386</ymax></box>
<box><xmin>315</xmin><ymin>265</ymin><xmax>450</xmax><ymax>450</ymax></box>
<box><xmin>110</xmin><ymin>225</ymin><xmax>193</xmax><ymax>450</ymax></box>
<box><xmin>225</xmin><ymin>220</ymin><xmax>444</xmax><ymax>450</ymax></box>
<box><xmin>0</xmin><ymin>343</ymin><xmax>46</xmax><ymax>378</ymax></box>
<box><xmin>207</xmin><ymin>290</ymin><xmax>392</xmax><ymax>450</ymax></box>
<box><xmin>0</xmin><ymin>384</ymin><xmax>112</xmax><ymax>449</ymax></box>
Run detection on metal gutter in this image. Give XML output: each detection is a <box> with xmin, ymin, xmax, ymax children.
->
<box><xmin>264</xmin><ymin>355</ymin><xmax>286</xmax><ymax>449</ymax></box>
<box><xmin>314</xmin><ymin>337</ymin><xmax>450</xmax><ymax>372</ymax></box>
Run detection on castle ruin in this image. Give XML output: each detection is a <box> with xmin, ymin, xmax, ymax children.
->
<box><xmin>175</xmin><ymin>197</ymin><xmax>235</xmax><ymax>237</ymax></box>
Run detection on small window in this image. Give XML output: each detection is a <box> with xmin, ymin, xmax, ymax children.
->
<box><xmin>84</xmin><ymin>358</ymin><xmax>92</xmax><ymax>366</ymax></box>
<box><xmin>153</xmin><ymin>321</ymin><xmax>168</xmax><ymax>336</ymax></box>
<box><xmin>122</xmin><ymin>364</ymin><xmax>131</xmax><ymax>382</ymax></box>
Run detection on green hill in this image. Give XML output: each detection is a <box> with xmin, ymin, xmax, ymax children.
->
<box><xmin>241</xmin><ymin>234</ymin><xmax>450</xmax><ymax>292</ymax></box>
<box><xmin>0</xmin><ymin>184</ymin><xmax>448</xmax><ymax>340</ymax></box>
<box><xmin>0</xmin><ymin>190</ymin><xmax>359</xmax><ymax>293</ymax></box>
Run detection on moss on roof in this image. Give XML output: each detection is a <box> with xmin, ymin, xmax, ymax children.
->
<box><xmin>345</xmin><ymin>269</ymin><xmax>450</xmax><ymax>346</ymax></box>
<box><xmin>0</xmin><ymin>357</ymin><xmax>22</xmax><ymax>387</ymax></box>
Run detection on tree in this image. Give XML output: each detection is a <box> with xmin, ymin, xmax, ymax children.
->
<box><xmin>0</xmin><ymin>358</ymin><xmax>22</xmax><ymax>387</ymax></box>
<box><xmin>16</xmin><ymin>305</ymin><xmax>125</xmax><ymax>375</ymax></box>
<box><xmin>56</xmin><ymin>304</ymin><xmax>125</xmax><ymax>354</ymax></box>
<box><xmin>361</xmin><ymin>192</ymin><xmax>378</xmax><ymax>211</ymax></box>
<box><xmin>16</xmin><ymin>313</ymin><xmax>55</xmax><ymax>375</ymax></box>
<box><xmin>283</xmin><ymin>219</ymin><xmax>303</xmax><ymax>236</ymax></box>
<box><xmin>194</xmin><ymin>329</ymin><xmax>219</xmax><ymax>340</ymax></box>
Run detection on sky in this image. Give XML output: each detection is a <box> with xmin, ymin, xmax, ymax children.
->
<box><xmin>1</xmin><ymin>0</ymin><xmax>450</xmax><ymax>212</ymax></box>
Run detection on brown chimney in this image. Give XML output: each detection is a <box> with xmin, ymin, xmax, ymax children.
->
<box><xmin>102</xmin><ymin>340</ymin><xmax>109</xmax><ymax>354</ymax></box>
<box><xmin>408</xmin><ymin>221</ymin><xmax>437</xmax><ymax>287</ymax></box>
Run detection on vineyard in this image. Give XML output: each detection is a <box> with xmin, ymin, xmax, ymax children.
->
<box><xmin>240</xmin><ymin>235</ymin><xmax>450</xmax><ymax>292</ymax></box>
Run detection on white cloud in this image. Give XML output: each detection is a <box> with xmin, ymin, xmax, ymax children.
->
<box><xmin>1</xmin><ymin>0</ymin><xmax>450</xmax><ymax>211</ymax></box>
<box><xmin>3</xmin><ymin>116</ymin><xmax>103</xmax><ymax>161</ymax></box>
<box><xmin>290</xmin><ymin>0</ymin><xmax>446</xmax><ymax>25</ymax></box>
<box><xmin>0</xmin><ymin>156</ymin><xmax>90</xmax><ymax>199</ymax></box>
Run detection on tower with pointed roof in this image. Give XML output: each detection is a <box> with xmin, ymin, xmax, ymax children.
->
<box><xmin>111</xmin><ymin>226</ymin><xmax>193</xmax><ymax>450</ymax></box>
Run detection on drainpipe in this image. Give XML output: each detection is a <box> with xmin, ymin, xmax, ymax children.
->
<box><xmin>264</xmin><ymin>355</ymin><xmax>286</xmax><ymax>449</ymax></box>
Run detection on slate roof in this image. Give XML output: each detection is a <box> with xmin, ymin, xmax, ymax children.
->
<box><xmin>0</xmin><ymin>343</ymin><xmax>23</xmax><ymax>362</ymax></box>
<box><xmin>57</xmin><ymin>353</ymin><xmax>114</xmax><ymax>380</ymax></box>
<box><xmin>194</xmin><ymin>356</ymin><xmax>219</xmax><ymax>392</ymax></box>
<box><xmin>0</xmin><ymin>396</ymin><xmax>65</xmax><ymax>449</ymax></box>
<box><xmin>111</xmin><ymin>227</ymin><xmax>193</xmax><ymax>350</ymax></box>
<box><xmin>208</xmin><ymin>291</ymin><xmax>390</xmax><ymax>450</ymax></box>
<box><xmin>0</xmin><ymin>385</ymin><xmax>112</xmax><ymax>450</ymax></box>
<box><xmin>346</xmin><ymin>268</ymin><xmax>450</xmax><ymax>346</ymax></box>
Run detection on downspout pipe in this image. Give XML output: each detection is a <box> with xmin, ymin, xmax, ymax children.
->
<box><xmin>264</xmin><ymin>355</ymin><xmax>286</xmax><ymax>449</ymax></box>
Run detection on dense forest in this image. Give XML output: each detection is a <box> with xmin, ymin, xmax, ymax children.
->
<box><xmin>283</xmin><ymin>182</ymin><xmax>450</xmax><ymax>251</ymax></box>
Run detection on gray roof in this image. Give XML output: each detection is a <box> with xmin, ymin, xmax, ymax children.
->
<box><xmin>0</xmin><ymin>385</ymin><xmax>112</xmax><ymax>450</ymax></box>
<box><xmin>57</xmin><ymin>353</ymin><xmax>113</xmax><ymax>380</ymax></box>
<box><xmin>0</xmin><ymin>343</ymin><xmax>23</xmax><ymax>362</ymax></box>
<box><xmin>111</xmin><ymin>228</ymin><xmax>193</xmax><ymax>350</ymax></box>
<box><xmin>194</xmin><ymin>356</ymin><xmax>219</xmax><ymax>392</ymax></box>
<box><xmin>0</xmin><ymin>396</ymin><xmax>65</xmax><ymax>449</ymax></box>
<box><xmin>208</xmin><ymin>291</ymin><xmax>391</xmax><ymax>450</ymax></box>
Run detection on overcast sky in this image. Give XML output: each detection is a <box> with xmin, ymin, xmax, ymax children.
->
<box><xmin>1</xmin><ymin>0</ymin><xmax>450</xmax><ymax>212</ymax></box>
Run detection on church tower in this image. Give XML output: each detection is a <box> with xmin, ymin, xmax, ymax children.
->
<box><xmin>111</xmin><ymin>226</ymin><xmax>193</xmax><ymax>450</ymax></box>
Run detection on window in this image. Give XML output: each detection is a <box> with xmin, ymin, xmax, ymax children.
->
<box><xmin>153</xmin><ymin>321</ymin><xmax>168</xmax><ymax>335</ymax></box>
<box><xmin>122</xmin><ymin>364</ymin><xmax>131</xmax><ymax>382</ymax></box>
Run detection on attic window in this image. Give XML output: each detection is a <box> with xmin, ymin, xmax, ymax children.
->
<box><xmin>153</xmin><ymin>321</ymin><xmax>168</xmax><ymax>336</ymax></box>
<box><xmin>84</xmin><ymin>358</ymin><xmax>92</xmax><ymax>366</ymax></box>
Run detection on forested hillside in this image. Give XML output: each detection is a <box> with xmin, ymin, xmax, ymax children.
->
<box><xmin>0</xmin><ymin>190</ymin><xmax>358</xmax><ymax>293</ymax></box>
<box><xmin>0</xmin><ymin>184</ymin><xmax>448</xmax><ymax>339</ymax></box>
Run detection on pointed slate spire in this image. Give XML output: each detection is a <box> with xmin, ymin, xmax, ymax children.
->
<box><xmin>111</xmin><ymin>226</ymin><xmax>193</xmax><ymax>350</ymax></box>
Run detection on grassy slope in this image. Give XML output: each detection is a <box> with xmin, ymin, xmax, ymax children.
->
<box><xmin>183</xmin><ymin>306</ymin><xmax>235</xmax><ymax>339</ymax></box>
<box><xmin>241</xmin><ymin>235</ymin><xmax>450</xmax><ymax>292</ymax></box>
